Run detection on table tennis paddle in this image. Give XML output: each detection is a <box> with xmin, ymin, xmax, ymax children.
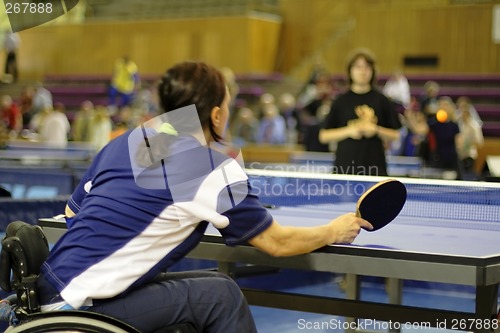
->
<box><xmin>356</xmin><ymin>179</ymin><xmax>407</xmax><ymax>231</ymax></box>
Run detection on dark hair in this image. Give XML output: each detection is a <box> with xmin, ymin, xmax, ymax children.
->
<box><xmin>346</xmin><ymin>48</ymin><xmax>377</xmax><ymax>87</ymax></box>
<box><xmin>158</xmin><ymin>61</ymin><xmax>226</xmax><ymax>142</ymax></box>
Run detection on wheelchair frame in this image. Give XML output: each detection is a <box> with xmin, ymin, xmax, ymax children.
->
<box><xmin>0</xmin><ymin>221</ymin><xmax>196</xmax><ymax>333</ymax></box>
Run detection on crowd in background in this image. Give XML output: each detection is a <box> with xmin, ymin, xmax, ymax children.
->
<box><xmin>0</xmin><ymin>56</ymin><xmax>157</xmax><ymax>151</ymax></box>
<box><xmin>0</xmin><ymin>86</ymin><xmax>152</xmax><ymax>151</ymax></box>
<box><xmin>0</xmin><ymin>55</ymin><xmax>485</xmax><ymax>179</ymax></box>
<box><xmin>229</xmin><ymin>64</ymin><xmax>484</xmax><ymax>180</ymax></box>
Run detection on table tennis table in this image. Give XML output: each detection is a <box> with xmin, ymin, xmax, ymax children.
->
<box><xmin>0</xmin><ymin>148</ymin><xmax>94</xmax><ymax>167</ymax></box>
<box><xmin>6</xmin><ymin>140</ymin><xmax>96</xmax><ymax>152</ymax></box>
<box><xmin>38</xmin><ymin>170</ymin><xmax>500</xmax><ymax>332</ymax></box>
<box><xmin>0</xmin><ymin>142</ymin><xmax>94</xmax><ymax>197</ymax></box>
<box><xmin>289</xmin><ymin>151</ymin><xmax>422</xmax><ymax>169</ymax></box>
<box><xmin>255</xmin><ymin>151</ymin><xmax>457</xmax><ymax>179</ymax></box>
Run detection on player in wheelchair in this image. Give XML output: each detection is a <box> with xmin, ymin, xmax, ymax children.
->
<box><xmin>0</xmin><ymin>61</ymin><xmax>368</xmax><ymax>333</ymax></box>
<box><xmin>0</xmin><ymin>220</ymin><xmax>196</xmax><ymax>333</ymax></box>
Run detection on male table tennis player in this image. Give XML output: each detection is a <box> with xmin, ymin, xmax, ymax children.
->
<box><xmin>35</xmin><ymin>61</ymin><xmax>372</xmax><ymax>333</ymax></box>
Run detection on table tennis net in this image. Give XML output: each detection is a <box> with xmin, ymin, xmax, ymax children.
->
<box><xmin>246</xmin><ymin>169</ymin><xmax>500</xmax><ymax>224</ymax></box>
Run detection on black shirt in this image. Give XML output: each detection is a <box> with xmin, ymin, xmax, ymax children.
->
<box><xmin>323</xmin><ymin>89</ymin><xmax>401</xmax><ymax>176</ymax></box>
<box><xmin>429</xmin><ymin>119</ymin><xmax>460</xmax><ymax>165</ymax></box>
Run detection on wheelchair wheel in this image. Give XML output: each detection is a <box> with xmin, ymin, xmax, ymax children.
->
<box><xmin>4</xmin><ymin>311</ymin><xmax>140</xmax><ymax>333</ymax></box>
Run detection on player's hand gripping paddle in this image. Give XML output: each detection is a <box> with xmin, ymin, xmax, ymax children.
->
<box><xmin>356</xmin><ymin>179</ymin><xmax>407</xmax><ymax>231</ymax></box>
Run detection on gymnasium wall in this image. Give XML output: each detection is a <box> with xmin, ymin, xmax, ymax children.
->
<box><xmin>15</xmin><ymin>14</ymin><xmax>282</xmax><ymax>80</ymax></box>
<box><xmin>279</xmin><ymin>0</ymin><xmax>500</xmax><ymax>79</ymax></box>
<box><xmin>10</xmin><ymin>0</ymin><xmax>500</xmax><ymax>80</ymax></box>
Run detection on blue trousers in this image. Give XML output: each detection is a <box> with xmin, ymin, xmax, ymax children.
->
<box><xmin>87</xmin><ymin>271</ymin><xmax>258</xmax><ymax>333</ymax></box>
<box><xmin>108</xmin><ymin>85</ymin><xmax>134</xmax><ymax>107</ymax></box>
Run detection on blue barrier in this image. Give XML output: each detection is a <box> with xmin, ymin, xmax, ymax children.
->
<box><xmin>0</xmin><ymin>196</ymin><xmax>69</xmax><ymax>230</ymax></box>
<box><xmin>0</xmin><ymin>167</ymin><xmax>78</xmax><ymax>199</ymax></box>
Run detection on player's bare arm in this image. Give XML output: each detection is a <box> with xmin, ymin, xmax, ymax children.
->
<box><xmin>65</xmin><ymin>205</ymin><xmax>76</xmax><ymax>217</ymax></box>
<box><xmin>248</xmin><ymin>215</ymin><xmax>372</xmax><ymax>257</ymax></box>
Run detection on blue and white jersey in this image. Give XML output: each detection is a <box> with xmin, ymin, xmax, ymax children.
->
<box><xmin>40</xmin><ymin>127</ymin><xmax>273</xmax><ymax>310</ymax></box>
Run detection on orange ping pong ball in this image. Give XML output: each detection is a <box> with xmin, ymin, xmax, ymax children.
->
<box><xmin>436</xmin><ymin>110</ymin><xmax>448</xmax><ymax>123</ymax></box>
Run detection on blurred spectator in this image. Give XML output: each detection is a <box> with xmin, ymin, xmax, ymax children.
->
<box><xmin>31</xmin><ymin>106</ymin><xmax>70</xmax><ymax>148</ymax></box>
<box><xmin>256</xmin><ymin>93</ymin><xmax>275</xmax><ymax>118</ymax></box>
<box><xmin>220</xmin><ymin>67</ymin><xmax>240</xmax><ymax>111</ymax></box>
<box><xmin>278</xmin><ymin>92</ymin><xmax>299</xmax><ymax>145</ymax></box>
<box><xmin>457</xmin><ymin>107</ymin><xmax>484</xmax><ymax>177</ymax></box>
<box><xmin>299</xmin><ymin>72</ymin><xmax>335</xmax><ymax>120</ymax></box>
<box><xmin>116</xmin><ymin>105</ymin><xmax>135</xmax><ymax>128</ymax></box>
<box><xmin>91</xmin><ymin>105</ymin><xmax>113</xmax><ymax>151</ymax></box>
<box><xmin>256</xmin><ymin>104</ymin><xmax>286</xmax><ymax>144</ymax></box>
<box><xmin>398</xmin><ymin>97</ymin><xmax>428</xmax><ymax>157</ymax></box>
<box><xmin>0</xmin><ymin>121</ymin><xmax>8</xmax><ymax>148</ymax></box>
<box><xmin>382</xmin><ymin>70</ymin><xmax>411</xmax><ymax>112</ymax></box>
<box><xmin>72</xmin><ymin>100</ymin><xmax>95</xmax><ymax>142</ymax></box>
<box><xmin>456</xmin><ymin>96</ymin><xmax>483</xmax><ymax>127</ymax></box>
<box><xmin>297</xmin><ymin>70</ymin><xmax>332</xmax><ymax>110</ymax></box>
<box><xmin>3</xmin><ymin>31</ymin><xmax>20</xmax><ymax>82</ymax></box>
<box><xmin>296</xmin><ymin>57</ymin><xmax>328</xmax><ymax>108</ymax></box>
<box><xmin>109</xmin><ymin>56</ymin><xmax>139</xmax><ymax>108</ymax></box>
<box><xmin>420</xmin><ymin>80</ymin><xmax>440</xmax><ymax>119</ymax></box>
<box><xmin>0</xmin><ymin>95</ymin><xmax>22</xmax><ymax>137</ymax></box>
<box><xmin>426</xmin><ymin>96</ymin><xmax>462</xmax><ymax>179</ymax></box>
<box><xmin>110</xmin><ymin>106</ymin><xmax>134</xmax><ymax>140</ymax></box>
<box><xmin>231</xmin><ymin>107</ymin><xmax>258</xmax><ymax>144</ymax></box>
<box><xmin>19</xmin><ymin>85</ymin><xmax>35</xmax><ymax>128</ymax></box>
<box><xmin>54</xmin><ymin>102</ymin><xmax>66</xmax><ymax>113</ymax></box>
<box><xmin>417</xmin><ymin>80</ymin><xmax>441</xmax><ymax>162</ymax></box>
<box><xmin>299</xmin><ymin>71</ymin><xmax>335</xmax><ymax>152</ymax></box>
<box><xmin>32</xmin><ymin>83</ymin><xmax>53</xmax><ymax>114</ymax></box>
<box><xmin>132</xmin><ymin>83</ymin><xmax>159</xmax><ymax>121</ymax></box>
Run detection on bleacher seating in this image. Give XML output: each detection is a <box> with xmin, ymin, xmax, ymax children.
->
<box><xmin>41</xmin><ymin>72</ymin><xmax>500</xmax><ymax>137</ymax></box>
<box><xmin>43</xmin><ymin>72</ymin><xmax>284</xmax><ymax>115</ymax></box>
<box><xmin>40</xmin><ymin>74</ymin><xmax>158</xmax><ymax>121</ymax></box>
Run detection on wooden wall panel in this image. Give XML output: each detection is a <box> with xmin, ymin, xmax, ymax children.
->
<box><xmin>279</xmin><ymin>0</ymin><xmax>500</xmax><ymax>79</ymax></box>
<box><xmin>248</xmin><ymin>14</ymin><xmax>282</xmax><ymax>72</ymax></box>
<box><xmin>12</xmin><ymin>1</ymin><xmax>500</xmax><ymax>81</ymax></box>
<box><xmin>17</xmin><ymin>16</ymin><xmax>281</xmax><ymax>80</ymax></box>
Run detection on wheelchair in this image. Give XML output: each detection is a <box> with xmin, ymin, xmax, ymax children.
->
<box><xmin>0</xmin><ymin>221</ymin><xmax>197</xmax><ymax>333</ymax></box>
